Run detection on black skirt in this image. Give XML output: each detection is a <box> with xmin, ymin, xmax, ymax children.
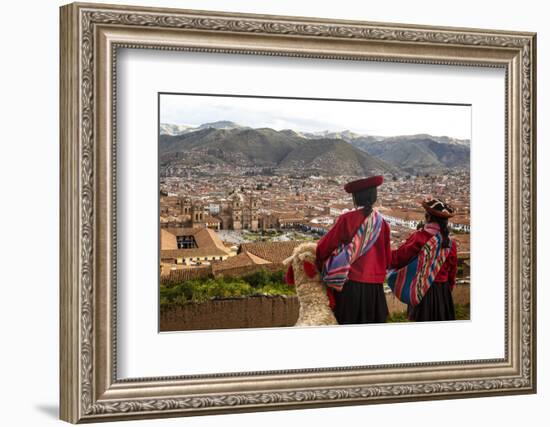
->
<box><xmin>408</xmin><ymin>281</ymin><xmax>455</xmax><ymax>322</ymax></box>
<box><xmin>334</xmin><ymin>279</ymin><xmax>389</xmax><ymax>324</ymax></box>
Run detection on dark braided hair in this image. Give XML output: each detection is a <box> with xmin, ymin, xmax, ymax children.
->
<box><xmin>352</xmin><ymin>187</ymin><xmax>377</xmax><ymax>216</ymax></box>
<box><xmin>426</xmin><ymin>213</ymin><xmax>451</xmax><ymax>248</ymax></box>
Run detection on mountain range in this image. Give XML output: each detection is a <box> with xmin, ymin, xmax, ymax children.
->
<box><xmin>349</xmin><ymin>135</ymin><xmax>470</xmax><ymax>174</ymax></box>
<box><xmin>160</xmin><ymin>121</ymin><xmax>470</xmax><ymax>175</ymax></box>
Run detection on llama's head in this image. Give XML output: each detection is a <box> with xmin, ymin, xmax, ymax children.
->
<box><xmin>283</xmin><ymin>242</ymin><xmax>319</xmax><ymax>287</ymax></box>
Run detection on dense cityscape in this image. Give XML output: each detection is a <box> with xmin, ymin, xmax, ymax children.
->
<box><xmin>159</xmin><ymin>167</ymin><xmax>470</xmax><ymax>282</ymax></box>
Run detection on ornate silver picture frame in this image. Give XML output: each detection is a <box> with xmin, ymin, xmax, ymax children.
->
<box><xmin>60</xmin><ymin>2</ymin><xmax>536</xmax><ymax>423</ymax></box>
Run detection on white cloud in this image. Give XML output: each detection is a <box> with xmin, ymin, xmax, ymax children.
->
<box><xmin>160</xmin><ymin>93</ymin><xmax>471</xmax><ymax>139</ymax></box>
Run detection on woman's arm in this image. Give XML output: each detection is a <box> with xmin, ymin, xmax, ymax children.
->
<box><xmin>315</xmin><ymin>215</ymin><xmax>349</xmax><ymax>271</ymax></box>
<box><xmin>390</xmin><ymin>231</ymin><xmax>423</xmax><ymax>269</ymax></box>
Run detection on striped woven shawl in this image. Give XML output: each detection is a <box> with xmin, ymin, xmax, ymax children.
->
<box><xmin>387</xmin><ymin>232</ymin><xmax>451</xmax><ymax>306</ymax></box>
<box><xmin>321</xmin><ymin>210</ymin><xmax>383</xmax><ymax>291</ymax></box>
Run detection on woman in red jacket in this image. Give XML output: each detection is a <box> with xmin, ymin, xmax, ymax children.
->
<box><xmin>390</xmin><ymin>198</ymin><xmax>458</xmax><ymax>321</ymax></box>
<box><xmin>316</xmin><ymin>176</ymin><xmax>392</xmax><ymax>324</ymax></box>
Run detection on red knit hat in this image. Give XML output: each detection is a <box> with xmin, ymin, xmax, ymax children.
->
<box><xmin>344</xmin><ymin>175</ymin><xmax>384</xmax><ymax>193</ymax></box>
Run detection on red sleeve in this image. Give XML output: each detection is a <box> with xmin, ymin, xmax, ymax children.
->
<box><xmin>447</xmin><ymin>240</ymin><xmax>458</xmax><ymax>290</ymax></box>
<box><xmin>390</xmin><ymin>231</ymin><xmax>424</xmax><ymax>269</ymax></box>
<box><xmin>315</xmin><ymin>215</ymin><xmax>350</xmax><ymax>271</ymax></box>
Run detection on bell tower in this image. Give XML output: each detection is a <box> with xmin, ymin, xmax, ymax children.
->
<box><xmin>249</xmin><ymin>196</ymin><xmax>259</xmax><ymax>231</ymax></box>
<box><xmin>191</xmin><ymin>202</ymin><xmax>205</xmax><ymax>228</ymax></box>
<box><xmin>231</xmin><ymin>192</ymin><xmax>243</xmax><ymax>230</ymax></box>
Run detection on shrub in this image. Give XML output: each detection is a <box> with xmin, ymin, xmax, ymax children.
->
<box><xmin>257</xmin><ymin>282</ymin><xmax>296</xmax><ymax>296</ymax></box>
<box><xmin>241</xmin><ymin>269</ymin><xmax>286</xmax><ymax>288</ymax></box>
<box><xmin>387</xmin><ymin>303</ymin><xmax>471</xmax><ymax>323</ymax></box>
<box><xmin>160</xmin><ymin>271</ymin><xmax>294</xmax><ymax>308</ymax></box>
<box><xmin>454</xmin><ymin>303</ymin><xmax>470</xmax><ymax>320</ymax></box>
<box><xmin>387</xmin><ymin>311</ymin><xmax>409</xmax><ymax>322</ymax></box>
<box><xmin>241</xmin><ymin>269</ymin><xmax>272</xmax><ymax>288</ymax></box>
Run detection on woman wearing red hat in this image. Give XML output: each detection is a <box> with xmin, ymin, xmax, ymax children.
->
<box><xmin>316</xmin><ymin>175</ymin><xmax>392</xmax><ymax>324</ymax></box>
<box><xmin>390</xmin><ymin>198</ymin><xmax>458</xmax><ymax>321</ymax></box>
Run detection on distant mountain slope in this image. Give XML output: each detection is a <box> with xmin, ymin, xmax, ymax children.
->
<box><xmin>350</xmin><ymin>135</ymin><xmax>470</xmax><ymax>173</ymax></box>
<box><xmin>278</xmin><ymin>138</ymin><xmax>394</xmax><ymax>175</ymax></box>
<box><xmin>159</xmin><ymin>126</ymin><xmax>395</xmax><ymax>175</ymax></box>
<box><xmin>159</xmin><ymin>122</ymin><xmax>469</xmax><ymax>175</ymax></box>
<box><xmin>409</xmin><ymin>134</ymin><xmax>470</xmax><ymax>147</ymax></box>
<box><xmin>160</xmin><ymin>127</ymin><xmax>304</xmax><ymax>167</ymax></box>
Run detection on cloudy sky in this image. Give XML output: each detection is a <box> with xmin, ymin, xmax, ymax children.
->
<box><xmin>160</xmin><ymin>93</ymin><xmax>471</xmax><ymax>140</ymax></box>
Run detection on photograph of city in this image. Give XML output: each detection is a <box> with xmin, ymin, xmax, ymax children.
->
<box><xmin>158</xmin><ymin>93</ymin><xmax>471</xmax><ymax>332</ymax></box>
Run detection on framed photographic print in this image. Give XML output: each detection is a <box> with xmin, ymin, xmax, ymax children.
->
<box><xmin>59</xmin><ymin>2</ymin><xmax>537</xmax><ymax>423</ymax></box>
<box><xmin>157</xmin><ymin>92</ymin><xmax>472</xmax><ymax>332</ymax></box>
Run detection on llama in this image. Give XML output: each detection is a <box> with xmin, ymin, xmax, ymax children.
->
<box><xmin>283</xmin><ymin>242</ymin><xmax>338</xmax><ymax>326</ymax></box>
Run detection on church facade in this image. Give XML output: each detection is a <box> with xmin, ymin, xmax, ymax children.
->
<box><xmin>160</xmin><ymin>190</ymin><xmax>259</xmax><ymax>231</ymax></box>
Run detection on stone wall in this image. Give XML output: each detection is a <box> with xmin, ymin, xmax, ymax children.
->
<box><xmin>160</xmin><ymin>264</ymin><xmax>284</xmax><ymax>285</ymax></box>
<box><xmin>452</xmin><ymin>283</ymin><xmax>470</xmax><ymax>306</ymax></box>
<box><xmin>161</xmin><ymin>265</ymin><xmax>212</xmax><ymax>286</ymax></box>
<box><xmin>160</xmin><ymin>284</ymin><xmax>470</xmax><ymax>331</ymax></box>
<box><xmin>160</xmin><ymin>295</ymin><xmax>299</xmax><ymax>332</ymax></box>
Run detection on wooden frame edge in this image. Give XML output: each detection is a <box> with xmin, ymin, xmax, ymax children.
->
<box><xmin>59</xmin><ymin>2</ymin><xmax>537</xmax><ymax>423</ymax></box>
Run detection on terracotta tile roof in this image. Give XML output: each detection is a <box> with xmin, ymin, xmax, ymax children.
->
<box><xmin>200</xmin><ymin>228</ymin><xmax>231</xmax><ymax>252</ymax></box>
<box><xmin>212</xmin><ymin>251</ymin><xmax>271</xmax><ymax>273</ymax></box>
<box><xmin>239</xmin><ymin>241</ymin><xmax>303</xmax><ymax>264</ymax></box>
<box><xmin>164</xmin><ymin>227</ymin><xmax>201</xmax><ymax>236</ymax></box>
<box><xmin>161</xmin><ymin>247</ymin><xmax>229</xmax><ymax>259</ymax></box>
<box><xmin>160</xmin><ymin>229</ymin><xmax>178</xmax><ymax>250</ymax></box>
<box><xmin>163</xmin><ymin>227</ymin><xmax>230</xmax><ymax>255</ymax></box>
<box><xmin>161</xmin><ymin>266</ymin><xmax>213</xmax><ymax>284</ymax></box>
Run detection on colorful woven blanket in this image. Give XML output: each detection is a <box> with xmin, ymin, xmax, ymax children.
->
<box><xmin>321</xmin><ymin>210</ymin><xmax>383</xmax><ymax>291</ymax></box>
<box><xmin>387</xmin><ymin>232</ymin><xmax>450</xmax><ymax>306</ymax></box>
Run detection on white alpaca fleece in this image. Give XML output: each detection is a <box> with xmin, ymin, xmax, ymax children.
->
<box><xmin>283</xmin><ymin>242</ymin><xmax>338</xmax><ymax>326</ymax></box>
